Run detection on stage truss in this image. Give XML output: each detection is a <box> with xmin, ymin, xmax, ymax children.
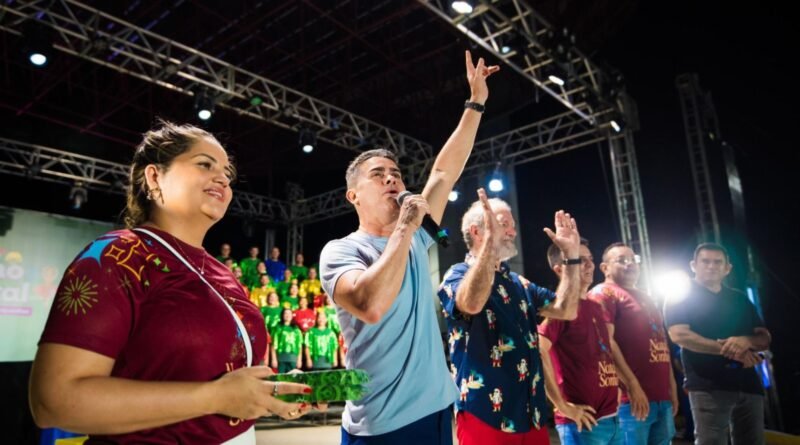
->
<box><xmin>1</xmin><ymin>0</ymin><xmax>651</xmax><ymax>282</ymax></box>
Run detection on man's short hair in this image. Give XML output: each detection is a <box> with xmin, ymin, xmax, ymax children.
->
<box><xmin>345</xmin><ymin>148</ymin><xmax>399</xmax><ymax>188</ymax></box>
<box><xmin>460</xmin><ymin>198</ymin><xmax>512</xmax><ymax>250</ymax></box>
<box><xmin>601</xmin><ymin>242</ymin><xmax>629</xmax><ymax>263</ymax></box>
<box><xmin>693</xmin><ymin>242</ymin><xmax>730</xmax><ymax>263</ymax></box>
<box><xmin>547</xmin><ymin>238</ymin><xmax>590</xmax><ymax>269</ymax></box>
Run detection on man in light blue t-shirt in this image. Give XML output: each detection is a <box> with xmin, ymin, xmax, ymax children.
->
<box><xmin>319</xmin><ymin>51</ymin><xmax>499</xmax><ymax>445</ymax></box>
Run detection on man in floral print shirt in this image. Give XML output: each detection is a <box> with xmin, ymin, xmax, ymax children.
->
<box><xmin>438</xmin><ymin>189</ymin><xmax>583</xmax><ymax>445</ymax></box>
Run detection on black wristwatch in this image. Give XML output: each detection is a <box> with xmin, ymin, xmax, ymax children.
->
<box><xmin>562</xmin><ymin>258</ymin><xmax>582</xmax><ymax>266</ymax></box>
<box><xmin>464</xmin><ymin>101</ymin><xmax>485</xmax><ymax>113</ymax></box>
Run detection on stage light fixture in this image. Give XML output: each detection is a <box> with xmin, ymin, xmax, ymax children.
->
<box><xmin>299</xmin><ymin>127</ymin><xmax>316</xmax><ymax>154</ymax></box>
<box><xmin>451</xmin><ymin>1</ymin><xmax>474</xmax><ymax>14</ymax></box>
<box><xmin>498</xmin><ymin>33</ymin><xmax>512</xmax><ymax>54</ymax></box>
<box><xmin>609</xmin><ymin>114</ymin><xmax>626</xmax><ymax>133</ymax></box>
<box><xmin>194</xmin><ymin>89</ymin><xmax>215</xmax><ymax>121</ymax></box>
<box><xmin>543</xmin><ymin>61</ymin><xmax>569</xmax><ymax>88</ymax></box>
<box><xmin>69</xmin><ymin>183</ymin><xmax>88</xmax><ymax>210</ymax></box>
<box><xmin>655</xmin><ymin>269</ymin><xmax>691</xmax><ymax>304</ymax></box>
<box><xmin>548</xmin><ymin>74</ymin><xmax>565</xmax><ymax>86</ymax></box>
<box><xmin>22</xmin><ymin>21</ymin><xmax>54</xmax><ymax>68</ymax></box>
<box><xmin>499</xmin><ymin>31</ymin><xmax>527</xmax><ymax>56</ymax></box>
<box><xmin>29</xmin><ymin>53</ymin><xmax>47</xmax><ymax>66</ymax></box>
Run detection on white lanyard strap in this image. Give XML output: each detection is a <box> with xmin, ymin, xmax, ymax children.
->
<box><xmin>133</xmin><ymin>228</ymin><xmax>253</xmax><ymax>367</ymax></box>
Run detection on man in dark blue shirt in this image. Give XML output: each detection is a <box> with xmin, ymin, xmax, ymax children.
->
<box><xmin>664</xmin><ymin>242</ymin><xmax>771</xmax><ymax>445</ymax></box>
<box><xmin>438</xmin><ymin>188</ymin><xmax>585</xmax><ymax>445</ymax></box>
<box><xmin>265</xmin><ymin>246</ymin><xmax>287</xmax><ymax>283</ymax></box>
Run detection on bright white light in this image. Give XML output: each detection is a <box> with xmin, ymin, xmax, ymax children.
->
<box><xmin>500</xmin><ymin>45</ymin><xmax>511</xmax><ymax>54</ymax></box>
<box><xmin>448</xmin><ymin>190</ymin><xmax>459</xmax><ymax>202</ymax></box>
<box><xmin>548</xmin><ymin>74</ymin><xmax>565</xmax><ymax>86</ymax></box>
<box><xmin>610</xmin><ymin>120</ymin><xmax>621</xmax><ymax>132</ymax></box>
<box><xmin>451</xmin><ymin>1</ymin><xmax>473</xmax><ymax>14</ymax></box>
<box><xmin>197</xmin><ymin>109</ymin><xmax>212</xmax><ymax>120</ymax></box>
<box><xmin>655</xmin><ymin>270</ymin><xmax>691</xmax><ymax>304</ymax></box>
<box><xmin>302</xmin><ymin>144</ymin><xmax>314</xmax><ymax>154</ymax></box>
<box><xmin>29</xmin><ymin>53</ymin><xmax>47</xmax><ymax>66</ymax></box>
<box><xmin>488</xmin><ymin>178</ymin><xmax>504</xmax><ymax>192</ymax></box>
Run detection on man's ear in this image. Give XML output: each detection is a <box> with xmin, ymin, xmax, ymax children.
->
<box><xmin>689</xmin><ymin>260</ymin><xmax>697</xmax><ymax>274</ymax></box>
<box><xmin>722</xmin><ymin>262</ymin><xmax>733</xmax><ymax>276</ymax></box>
<box><xmin>469</xmin><ymin>224</ymin><xmax>482</xmax><ymax>246</ymax></box>
<box><xmin>346</xmin><ymin>188</ymin><xmax>358</xmax><ymax>206</ymax></box>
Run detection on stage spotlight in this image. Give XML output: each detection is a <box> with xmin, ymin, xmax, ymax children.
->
<box><xmin>299</xmin><ymin>127</ymin><xmax>316</xmax><ymax>154</ymax></box>
<box><xmin>451</xmin><ymin>1</ymin><xmax>474</xmax><ymax>14</ymax></box>
<box><xmin>655</xmin><ymin>269</ymin><xmax>691</xmax><ymax>304</ymax></box>
<box><xmin>609</xmin><ymin>114</ymin><xmax>627</xmax><ymax>133</ymax></box>
<box><xmin>69</xmin><ymin>183</ymin><xmax>88</xmax><ymax>210</ymax></box>
<box><xmin>543</xmin><ymin>62</ymin><xmax>569</xmax><ymax>88</ymax></box>
<box><xmin>448</xmin><ymin>190</ymin><xmax>460</xmax><ymax>202</ymax></box>
<box><xmin>548</xmin><ymin>74</ymin><xmax>565</xmax><ymax>86</ymax></box>
<box><xmin>488</xmin><ymin>178</ymin><xmax>504</xmax><ymax>192</ymax></box>
<box><xmin>29</xmin><ymin>53</ymin><xmax>47</xmax><ymax>66</ymax></box>
<box><xmin>498</xmin><ymin>31</ymin><xmax>525</xmax><ymax>56</ymax></box>
<box><xmin>194</xmin><ymin>89</ymin><xmax>215</xmax><ymax>121</ymax></box>
<box><xmin>22</xmin><ymin>21</ymin><xmax>54</xmax><ymax>68</ymax></box>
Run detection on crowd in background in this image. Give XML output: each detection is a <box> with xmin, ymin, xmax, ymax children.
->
<box><xmin>215</xmin><ymin>243</ymin><xmax>344</xmax><ymax>373</ymax></box>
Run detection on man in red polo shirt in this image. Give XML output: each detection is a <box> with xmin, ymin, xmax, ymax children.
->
<box><xmin>539</xmin><ymin>239</ymin><xmax>621</xmax><ymax>444</ymax></box>
<box><xmin>589</xmin><ymin>243</ymin><xmax>678</xmax><ymax>445</ymax></box>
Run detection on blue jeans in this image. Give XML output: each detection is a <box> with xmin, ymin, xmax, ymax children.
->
<box><xmin>618</xmin><ymin>401</ymin><xmax>676</xmax><ymax>445</ymax></box>
<box><xmin>341</xmin><ymin>407</ymin><xmax>452</xmax><ymax>445</ymax></box>
<box><xmin>556</xmin><ymin>415</ymin><xmax>623</xmax><ymax>445</ymax></box>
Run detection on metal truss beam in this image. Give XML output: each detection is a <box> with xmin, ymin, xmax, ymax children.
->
<box><xmin>0</xmin><ymin>137</ymin><xmax>129</xmax><ymax>190</ymax></box>
<box><xmin>286</xmin><ymin>223</ymin><xmax>304</xmax><ymax>266</ymax></box>
<box><xmin>0</xmin><ymin>0</ymin><xmax>434</xmax><ymax>163</ymax></box>
<box><xmin>293</xmin><ymin>109</ymin><xmax>617</xmax><ymax>224</ymax></box>
<box><xmin>676</xmin><ymin>73</ymin><xmax>721</xmax><ymax>243</ymax></box>
<box><xmin>417</xmin><ymin>0</ymin><xmax>622</xmax><ymax>125</ymax></box>
<box><xmin>464</xmin><ymin>108</ymin><xmax>614</xmax><ymax>173</ymax></box>
<box><xmin>608</xmin><ymin>130</ymin><xmax>652</xmax><ymax>292</ymax></box>
<box><xmin>2</xmin><ymin>0</ymin><xmax>648</xmax><ymax>255</ymax></box>
<box><xmin>0</xmin><ymin>137</ymin><xmax>291</xmax><ymax>223</ymax></box>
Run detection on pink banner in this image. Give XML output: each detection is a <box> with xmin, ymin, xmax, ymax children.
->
<box><xmin>0</xmin><ymin>306</ymin><xmax>32</xmax><ymax>316</ymax></box>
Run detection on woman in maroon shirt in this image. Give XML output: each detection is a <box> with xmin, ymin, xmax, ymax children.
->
<box><xmin>29</xmin><ymin>121</ymin><xmax>315</xmax><ymax>444</ymax></box>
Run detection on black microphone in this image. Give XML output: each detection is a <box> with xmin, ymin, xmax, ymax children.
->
<box><xmin>396</xmin><ymin>191</ymin><xmax>450</xmax><ymax>248</ymax></box>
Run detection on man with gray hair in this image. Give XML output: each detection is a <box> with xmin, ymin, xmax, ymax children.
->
<box><xmin>438</xmin><ymin>188</ymin><xmax>584</xmax><ymax>444</ymax></box>
<box><xmin>319</xmin><ymin>51</ymin><xmax>499</xmax><ymax>444</ymax></box>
